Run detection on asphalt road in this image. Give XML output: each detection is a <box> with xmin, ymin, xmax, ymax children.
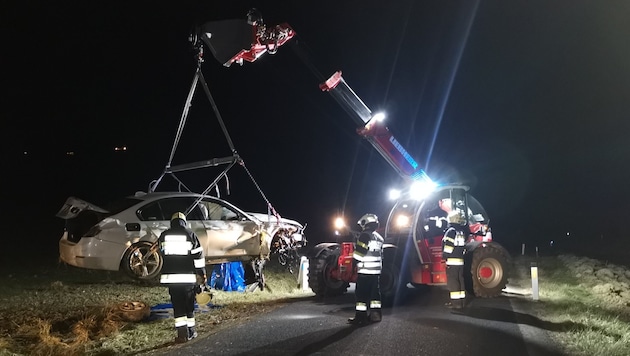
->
<box><xmin>145</xmin><ymin>284</ymin><xmax>566</xmax><ymax>356</ymax></box>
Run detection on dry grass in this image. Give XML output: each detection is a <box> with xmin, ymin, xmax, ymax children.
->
<box><xmin>512</xmin><ymin>254</ymin><xmax>630</xmax><ymax>356</ymax></box>
<box><xmin>0</xmin><ymin>260</ymin><xmax>311</xmax><ymax>356</ymax></box>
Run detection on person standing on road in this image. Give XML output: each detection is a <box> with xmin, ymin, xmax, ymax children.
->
<box><xmin>348</xmin><ymin>213</ymin><xmax>384</xmax><ymax>326</ymax></box>
<box><xmin>442</xmin><ymin>209</ymin><xmax>468</xmax><ymax>309</ymax></box>
<box><xmin>158</xmin><ymin>212</ymin><xmax>207</xmax><ymax>343</ymax></box>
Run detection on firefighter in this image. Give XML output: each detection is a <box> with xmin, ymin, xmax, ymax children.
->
<box><xmin>158</xmin><ymin>212</ymin><xmax>207</xmax><ymax>343</ymax></box>
<box><xmin>348</xmin><ymin>213</ymin><xmax>384</xmax><ymax>325</ymax></box>
<box><xmin>442</xmin><ymin>209</ymin><xmax>467</xmax><ymax>309</ymax></box>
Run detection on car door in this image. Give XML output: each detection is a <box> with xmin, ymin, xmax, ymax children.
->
<box><xmin>136</xmin><ymin>196</ymin><xmax>208</xmax><ymax>244</ymax></box>
<box><xmin>199</xmin><ymin>198</ymin><xmax>261</xmax><ymax>261</ymax></box>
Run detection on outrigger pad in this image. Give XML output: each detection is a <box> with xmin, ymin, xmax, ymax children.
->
<box><xmin>200</xmin><ymin>19</ymin><xmax>253</xmax><ymax>66</ymax></box>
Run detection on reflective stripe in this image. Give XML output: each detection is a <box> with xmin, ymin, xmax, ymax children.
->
<box><xmin>187</xmin><ymin>317</ymin><xmax>196</xmax><ymax>327</ymax></box>
<box><xmin>161</xmin><ymin>236</ymin><xmax>193</xmax><ymax>255</ymax></box>
<box><xmin>358</xmin><ymin>269</ymin><xmax>381</xmax><ymax>275</ymax></box>
<box><xmin>362</xmin><ymin>256</ymin><xmax>382</xmax><ymax>262</ymax></box>
<box><xmin>362</xmin><ymin>261</ymin><xmax>382</xmax><ymax>268</ymax></box>
<box><xmin>446</xmin><ymin>258</ymin><xmax>464</xmax><ymax>266</ymax></box>
<box><xmin>367</xmin><ymin>240</ymin><xmax>383</xmax><ymax>251</ymax></box>
<box><xmin>190</xmin><ymin>246</ymin><xmax>203</xmax><ymax>254</ymax></box>
<box><xmin>165</xmin><ymin>234</ymin><xmax>188</xmax><ymax>242</ymax></box>
<box><xmin>443</xmin><ymin>246</ymin><xmax>454</xmax><ymax>254</ymax></box>
<box><xmin>160</xmin><ymin>273</ymin><xmax>197</xmax><ymax>284</ymax></box>
<box><xmin>454</xmin><ymin>234</ymin><xmax>466</xmax><ymax>247</ymax></box>
<box><xmin>194</xmin><ymin>258</ymin><xmax>205</xmax><ymax>268</ymax></box>
<box><xmin>370</xmin><ymin>301</ymin><xmax>381</xmax><ymax>309</ymax></box>
<box><xmin>353</xmin><ymin>252</ymin><xmax>365</xmax><ymax>261</ymax></box>
<box><xmin>355</xmin><ymin>302</ymin><xmax>367</xmax><ymax>311</ymax></box>
<box><xmin>174</xmin><ymin>316</ymin><xmax>187</xmax><ymax>327</ymax></box>
<box><xmin>356</xmin><ymin>241</ymin><xmax>368</xmax><ymax>249</ymax></box>
<box><xmin>443</xmin><ymin>236</ymin><xmax>455</xmax><ymax>244</ymax></box>
<box><xmin>450</xmin><ymin>290</ymin><xmax>466</xmax><ymax>300</ymax></box>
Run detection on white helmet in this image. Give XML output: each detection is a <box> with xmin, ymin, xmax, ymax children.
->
<box><xmin>447</xmin><ymin>210</ymin><xmax>466</xmax><ymax>226</ymax></box>
<box><xmin>171</xmin><ymin>212</ymin><xmax>187</xmax><ymax>224</ymax></box>
<box><xmin>357</xmin><ymin>213</ymin><xmax>379</xmax><ymax>231</ymax></box>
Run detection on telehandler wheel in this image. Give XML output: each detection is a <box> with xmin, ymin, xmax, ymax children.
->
<box><xmin>308</xmin><ymin>248</ymin><xmax>349</xmax><ymax>297</ymax></box>
<box><xmin>470</xmin><ymin>243</ymin><xmax>509</xmax><ymax>298</ymax></box>
<box><xmin>380</xmin><ymin>261</ymin><xmax>408</xmax><ymax>306</ymax></box>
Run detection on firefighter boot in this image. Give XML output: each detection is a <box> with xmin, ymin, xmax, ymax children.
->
<box><xmin>347</xmin><ymin>313</ymin><xmax>368</xmax><ymax>326</ymax></box>
<box><xmin>369</xmin><ymin>310</ymin><xmax>382</xmax><ymax>322</ymax></box>
<box><xmin>187</xmin><ymin>326</ymin><xmax>198</xmax><ymax>340</ymax></box>
<box><xmin>175</xmin><ymin>326</ymin><xmax>188</xmax><ymax>344</ymax></box>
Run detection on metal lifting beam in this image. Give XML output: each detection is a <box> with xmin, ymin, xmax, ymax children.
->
<box><xmin>320</xmin><ymin>71</ymin><xmax>431</xmax><ymax>183</ymax></box>
<box><xmin>166</xmin><ymin>155</ymin><xmax>241</xmax><ymax>173</ymax></box>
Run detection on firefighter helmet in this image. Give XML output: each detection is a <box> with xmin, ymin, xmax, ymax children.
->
<box><xmin>171</xmin><ymin>212</ymin><xmax>187</xmax><ymax>224</ymax></box>
<box><xmin>447</xmin><ymin>210</ymin><xmax>466</xmax><ymax>226</ymax></box>
<box><xmin>357</xmin><ymin>213</ymin><xmax>379</xmax><ymax>231</ymax></box>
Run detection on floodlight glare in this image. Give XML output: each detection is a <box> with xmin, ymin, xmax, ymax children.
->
<box><xmin>410</xmin><ymin>180</ymin><xmax>437</xmax><ymax>200</ymax></box>
<box><xmin>372</xmin><ymin>112</ymin><xmax>386</xmax><ymax>122</ymax></box>
<box><xmin>334</xmin><ymin>217</ymin><xmax>346</xmax><ymax>230</ymax></box>
<box><xmin>395</xmin><ymin>214</ymin><xmax>410</xmax><ymax>228</ymax></box>
<box><xmin>388</xmin><ymin>189</ymin><xmax>401</xmax><ymax>200</ymax></box>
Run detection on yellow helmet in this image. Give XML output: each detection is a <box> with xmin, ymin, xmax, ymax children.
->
<box><xmin>171</xmin><ymin>212</ymin><xmax>187</xmax><ymax>224</ymax></box>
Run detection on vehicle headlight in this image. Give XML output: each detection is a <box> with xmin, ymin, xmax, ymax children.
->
<box><xmin>395</xmin><ymin>214</ymin><xmax>410</xmax><ymax>228</ymax></box>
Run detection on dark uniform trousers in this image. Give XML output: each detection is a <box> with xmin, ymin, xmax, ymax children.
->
<box><xmin>169</xmin><ymin>285</ymin><xmax>196</xmax><ymax>328</ymax></box>
<box><xmin>355</xmin><ymin>273</ymin><xmax>381</xmax><ymax>319</ymax></box>
<box><xmin>352</xmin><ymin>230</ymin><xmax>384</xmax><ymax>322</ymax></box>
<box><xmin>442</xmin><ymin>226</ymin><xmax>467</xmax><ymax>307</ymax></box>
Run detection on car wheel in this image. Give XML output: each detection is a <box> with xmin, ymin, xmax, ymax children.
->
<box><xmin>122</xmin><ymin>241</ymin><xmax>163</xmax><ymax>281</ymax></box>
<box><xmin>114</xmin><ymin>301</ymin><xmax>151</xmax><ymax>322</ymax></box>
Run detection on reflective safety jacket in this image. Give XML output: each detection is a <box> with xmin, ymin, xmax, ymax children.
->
<box><xmin>353</xmin><ymin>231</ymin><xmax>384</xmax><ymax>275</ymax></box>
<box><xmin>442</xmin><ymin>226</ymin><xmax>467</xmax><ymax>266</ymax></box>
<box><xmin>158</xmin><ymin>218</ymin><xmax>206</xmax><ymax>285</ymax></box>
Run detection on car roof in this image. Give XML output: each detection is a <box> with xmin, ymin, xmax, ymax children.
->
<box><xmin>131</xmin><ymin>191</ymin><xmax>219</xmax><ymax>201</ymax></box>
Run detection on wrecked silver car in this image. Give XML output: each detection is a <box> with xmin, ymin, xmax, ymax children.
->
<box><xmin>56</xmin><ymin>191</ymin><xmax>306</xmax><ymax>282</ymax></box>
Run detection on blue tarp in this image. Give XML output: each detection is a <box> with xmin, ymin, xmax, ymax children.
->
<box><xmin>210</xmin><ymin>261</ymin><xmax>246</xmax><ymax>292</ymax></box>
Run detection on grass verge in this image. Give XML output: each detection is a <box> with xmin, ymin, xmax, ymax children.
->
<box><xmin>511</xmin><ymin>254</ymin><xmax>630</xmax><ymax>356</ymax></box>
<box><xmin>0</xmin><ymin>260</ymin><xmax>312</xmax><ymax>356</ymax></box>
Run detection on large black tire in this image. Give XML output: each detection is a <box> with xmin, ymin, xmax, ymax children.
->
<box><xmin>121</xmin><ymin>241</ymin><xmax>163</xmax><ymax>281</ymax></box>
<box><xmin>470</xmin><ymin>243</ymin><xmax>509</xmax><ymax>297</ymax></box>
<box><xmin>380</xmin><ymin>258</ymin><xmax>410</xmax><ymax>306</ymax></box>
<box><xmin>380</xmin><ymin>261</ymin><xmax>400</xmax><ymax>305</ymax></box>
<box><xmin>308</xmin><ymin>248</ymin><xmax>349</xmax><ymax>297</ymax></box>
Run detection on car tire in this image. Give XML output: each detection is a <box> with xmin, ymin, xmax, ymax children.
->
<box><xmin>121</xmin><ymin>241</ymin><xmax>163</xmax><ymax>281</ymax></box>
<box><xmin>114</xmin><ymin>301</ymin><xmax>151</xmax><ymax>322</ymax></box>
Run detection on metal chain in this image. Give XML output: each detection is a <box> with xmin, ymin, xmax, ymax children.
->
<box><xmin>239</xmin><ymin>161</ymin><xmax>281</xmax><ymax>223</ymax></box>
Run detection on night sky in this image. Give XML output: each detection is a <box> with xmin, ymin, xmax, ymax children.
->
<box><xmin>3</xmin><ymin>1</ymin><xmax>630</xmax><ymax>257</ymax></box>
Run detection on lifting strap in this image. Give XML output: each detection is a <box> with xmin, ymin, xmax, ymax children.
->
<box><xmin>152</xmin><ymin>39</ymin><xmax>282</xmax><ymax>222</ymax></box>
